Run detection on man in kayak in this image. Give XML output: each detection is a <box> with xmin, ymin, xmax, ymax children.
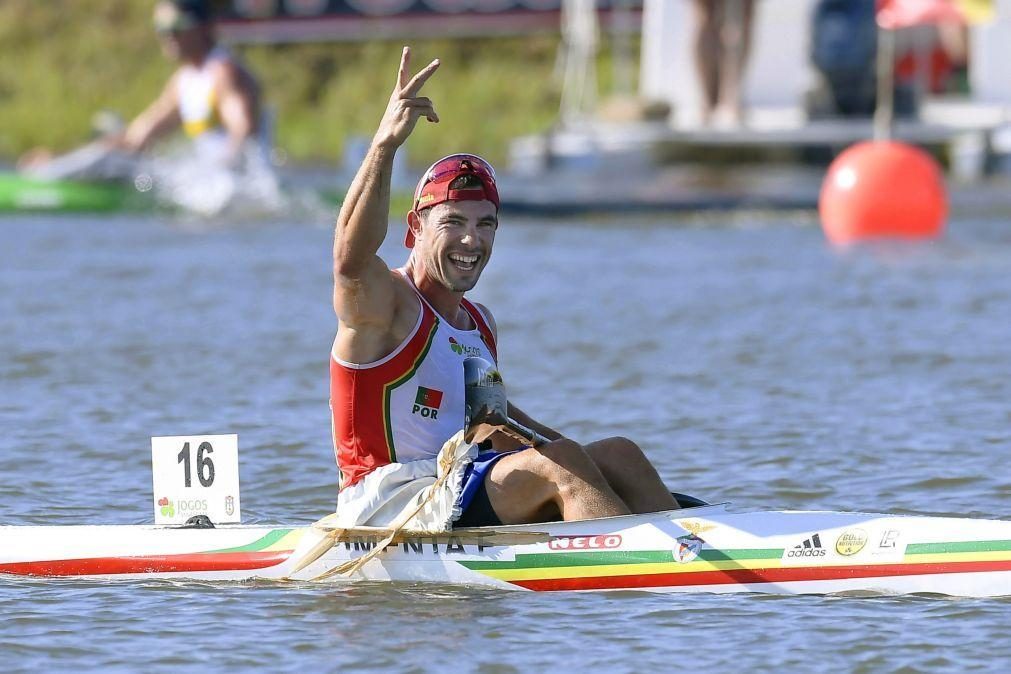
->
<box><xmin>19</xmin><ymin>0</ymin><xmax>262</xmax><ymax>181</ymax></box>
<box><xmin>330</xmin><ymin>47</ymin><xmax>679</xmax><ymax>528</ymax></box>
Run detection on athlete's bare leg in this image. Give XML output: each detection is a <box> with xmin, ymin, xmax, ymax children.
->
<box><xmin>483</xmin><ymin>439</ymin><xmax>631</xmax><ymax>524</ymax></box>
<box><xmin>582</xmin><ymin>437</ymin><xmax>680</xmax><ymax>513</ymax></box>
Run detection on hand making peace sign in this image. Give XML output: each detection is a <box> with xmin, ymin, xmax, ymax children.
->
<box><xmin>374</xmin><ymin>46</ymin><xmax>440</xmax><ymax>150</ymax></box>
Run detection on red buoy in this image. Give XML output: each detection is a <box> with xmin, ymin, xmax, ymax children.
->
<box><xmin>819</xmin><ymin>141</ymin><xmax>948</xmax><ymax>245</ymax></box>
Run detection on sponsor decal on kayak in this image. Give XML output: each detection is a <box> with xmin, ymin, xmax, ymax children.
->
<box><xmin>865</xmin><ymin>528</ymin><xmax>906</xmax><ymax>561</ymax></box>
<box><xmin>673</xmin><ymin>535</ymin><xmax>703</xmax><ymax>563</ymax></box>
<box><xmin>879</xmin><ymin>529</ymin><xmax>900</xmax><ymax>549</ymax></box>
<box><xmin>345</xmin><ymin>535</ymin><xmax>497</xmax><ymax>555</ymax></box>
<box><xmin>784</xmin><ymin>533</ymin><xmax>827</xmax><ymax>559</ymax></box>
<box><xmin>412</xmin><ymin>386</ymin><xmax>443</xmax><ymax>419</ymax></box>
<box><xmin>835</xmin><ymin>528</ymin><xmax>868</xmax><ymax>556</ymax></box>
<box><xmin>549</xmin><ymin>535</ymin><xmax>622</xmax><ymax>551</ymax></box>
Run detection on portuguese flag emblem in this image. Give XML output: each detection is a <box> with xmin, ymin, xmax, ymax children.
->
<box><xmin>415</xmin><ymin>386</ymin><xmax>444</xmax><ymax>409</ymax></box>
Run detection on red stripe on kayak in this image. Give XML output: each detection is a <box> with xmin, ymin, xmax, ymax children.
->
<box><xmin>510</xmin><ymin>559</ymin><xmax>1011</xmax><ymax>592</ymax></box>
<box><xmin>0</xmin><ymin>550</ymin><xmax>292</xmax><ymax>577</ymax></box>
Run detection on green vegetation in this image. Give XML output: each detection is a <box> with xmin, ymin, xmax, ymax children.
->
<box><xmin>0</xmin><ymin>0</ymin><xmax>631</xmax><ymax>168</ymax></box>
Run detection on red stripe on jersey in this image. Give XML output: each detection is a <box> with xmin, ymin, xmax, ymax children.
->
<box><xmin>461</xmin><ymin>298</ymin><xmax>497</xmax><ymax>362</ymax></box>
<box><xmin>330</xmin><ymin>304</ymin><xmax>440</xmax><ymax>490</ymax></box>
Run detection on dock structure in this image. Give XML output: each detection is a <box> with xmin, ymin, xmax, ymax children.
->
<box><xmin>506</xmin><ymin>0</ymin><xmax>1011</xmax><ymax>215</ymax></box>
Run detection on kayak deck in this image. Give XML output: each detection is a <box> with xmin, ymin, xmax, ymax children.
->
<box><xmin>4</xmin><ymin>506</ymin><xmax>1011</xmax><ymax>596</ymax></box>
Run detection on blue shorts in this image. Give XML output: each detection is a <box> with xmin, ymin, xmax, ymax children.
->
<box><xmin>455</xmin><ymin>449</ymin><xmax>522</xmax><ymax>526</ymax></box>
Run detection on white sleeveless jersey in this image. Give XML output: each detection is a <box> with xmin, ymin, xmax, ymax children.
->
<box><xmin>176</xmin><ymin>47</ymin><xmax>228</xmax><ymax>141</ymax></box>
<box><xmin>330</xmin><ymin>273</ymin><xmax>498</xmax><ymax>490</ymax></box>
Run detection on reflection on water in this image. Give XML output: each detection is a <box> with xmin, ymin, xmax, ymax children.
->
<box><xmin>1</xmin><ymin>213</ymin><xmax>1010</xmax><ymax>672</ymax></box>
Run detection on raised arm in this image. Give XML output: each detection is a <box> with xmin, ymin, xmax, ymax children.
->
<box><xmin>332</xmin><ymin>47</ymin><xmax>440</xmax><ymax>330</ymax></box>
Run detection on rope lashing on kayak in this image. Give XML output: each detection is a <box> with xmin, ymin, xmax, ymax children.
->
<box><xmin>286</xmin><ymin>358</ymin><xmax>543</xmax><ymax>580</ymax></box>
<box><xmin>284</xmin><ymin>430</ymin><xmax>469</xmax><ymax>581</ymax></box>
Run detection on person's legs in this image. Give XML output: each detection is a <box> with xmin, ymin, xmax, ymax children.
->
<box><xmin>692</xmin><ymin>0</ymin><xmax>721</xmax><ymax>125</ymax></box>
<box><xmin>714</xmin><ymin>0</ymin><xmax>755</xmax><ymax>127</ymax></box>
<box><xmin>582</xmin><ymin>437</ymin><xmax>680</xmax><ymax>513</ymax></box>
<box><xmin>482</xmin><ymin>439</ymin><xmax>631</xmax><ymax>524</ymax></box>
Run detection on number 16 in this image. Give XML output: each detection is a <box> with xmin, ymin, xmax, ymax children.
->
<box><xmin>177</xmin><ymin>441</ymin><xmax>215</xmax><ymax>487</ymax></box>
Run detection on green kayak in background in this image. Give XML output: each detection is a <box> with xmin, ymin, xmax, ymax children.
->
<box><xmin>0</xmin><ymin>171</ymin><xmax>415</xmax><ymax>217</ymax></box>
<box><xmin>0</xmin><ymin>172</ymin><xmax>150</xmax><ymax>213</ymax></box>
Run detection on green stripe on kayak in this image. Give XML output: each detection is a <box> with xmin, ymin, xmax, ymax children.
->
<box><xmin>204</xmin><ymin>529</ymin><xmax>295</xmax><ymax>554</ymax></box>
<box><xmin>459</xmin><ymin>547</ymin><xmax>783</xmax><ymax>571</ymax></box>
<box><xmin>907</xmin><ymin>539</ymin><xmax>1011</xmax><ymax>555</ymax></box>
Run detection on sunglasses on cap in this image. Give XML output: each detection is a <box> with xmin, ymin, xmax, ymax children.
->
<box><xmin>412</xmin><ymin>153</ymin><xmax>497</xmax><ymax>211</ymax></box>
<box><xmin>407</xmin><ymin>154</ymin><xmax>500</xmax><ymax>248</ymax></box>
<box><xmin>424</xmin><ymin>153</ymin><xmax>496</xmax><ymax>183</ymax></box>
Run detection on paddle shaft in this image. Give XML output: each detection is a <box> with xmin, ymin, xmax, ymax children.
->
<box><xmin>497</xmin><ymin>417</ymin><xmax>549</xmax><ymax>448</ymax></box>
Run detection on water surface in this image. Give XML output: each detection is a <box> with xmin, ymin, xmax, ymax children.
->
<box><xmin>1</xmin><ymin>212</ymin><xmax>1010</xmax><ymax>672</ymax></box>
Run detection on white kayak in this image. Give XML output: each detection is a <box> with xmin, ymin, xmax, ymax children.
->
<box><xmin>4</xmin><ymin>503</ymin><xmax>1011</xmax><ymax>596</ymax></box>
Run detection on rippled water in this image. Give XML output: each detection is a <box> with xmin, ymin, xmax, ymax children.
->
<box><xmin>2</xmin><ymin>212</ymin><xmax>1011</xmax><ymax>672</ymax></box>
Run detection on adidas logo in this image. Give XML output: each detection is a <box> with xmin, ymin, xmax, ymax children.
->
<box><xmin>786</xmin><ymin>533</ymin><xmax>827</xmax><ymax>558</ymax></box>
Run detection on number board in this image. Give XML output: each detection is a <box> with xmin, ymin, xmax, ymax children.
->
<box><xmin>151</xmin><ymin>434</ymin><xmax>241</xmax><ymax>525</ymax></box>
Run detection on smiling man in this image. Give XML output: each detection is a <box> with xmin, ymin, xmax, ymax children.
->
<box><xmin>330</xmin><ymin>47</ymin><xmax>679</xmax><ymax>529</ymax></box>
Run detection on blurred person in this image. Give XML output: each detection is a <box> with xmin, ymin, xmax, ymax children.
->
<box><xmin>19</xmin><ymin>0</ymin><xmax>262</xmax><ymax>181</ymax></box>
<box><xmin>807</xmin><ymin>0</ymin><xmax>947</xmax><ymax>119</ymax></box>
<box><xmin>691</xmin><ymin>0</ymin><xmax>757</xmax><ymax>128</ymax></box>
<box><xmin>808</xmin><ymin>0</ymin><xmax>879</xmax><ymax>117</ymax></box>
<box><xmin>330</xmin><ymin>47</ymin><xmax>681</xmax><ymax>529</ymax></box>
<box><xmin>894</xmin><ymin>22</ymin><xmax>970</xmax><ymax>95</ymax></box>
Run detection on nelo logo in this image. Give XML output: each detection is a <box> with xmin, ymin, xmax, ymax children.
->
<box><xmin>549</xmin><ymin>535</ymin><xmax>622</xmax><ymax>550</ymax></box>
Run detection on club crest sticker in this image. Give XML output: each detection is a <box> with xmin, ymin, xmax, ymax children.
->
<box><xmin>673</xmin><ymin>535</ymin><xmax>704</xmax><ymax>563</ymax></box>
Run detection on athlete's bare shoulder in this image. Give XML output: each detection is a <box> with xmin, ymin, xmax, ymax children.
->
<box><xmin>334</xmin><ymin>270</ymin><xmax>422</xmax><ymax>365</ymax></box>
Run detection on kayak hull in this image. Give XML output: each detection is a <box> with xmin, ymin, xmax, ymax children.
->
<box><xmin>0</xmin><ymin>173</ymin><xmax>144</xmax><ymax>213</ymax></box>
<box><xmin>5</xmin><ymin>506</ymin><xmax>1011</xmax><ymax>596</ymax></box>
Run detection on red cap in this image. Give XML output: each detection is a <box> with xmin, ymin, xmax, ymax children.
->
<box><xmin>406</xmin><ymin>154</ymin><xmax>499</xmax><ymax>248</ymax></box>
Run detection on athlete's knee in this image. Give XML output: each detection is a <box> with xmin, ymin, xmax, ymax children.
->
<box><xmin>596</xmin><ymin>436</ymin><xmax>647</xmax><ymax>464</ymax></box>
<box><xmin>607</xmin><ymin>436</ymin><xmax>642</xmax><ymax>454</ymax></box>
<box><xmin>536</xmin><ymin>438</ymin><xmax>588</xmax><ymax>467</ymax></box>
<box><xmin>532</xmin><ymin>439</ymin><xmax>597</xmax><ymax>484</ymax></box>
